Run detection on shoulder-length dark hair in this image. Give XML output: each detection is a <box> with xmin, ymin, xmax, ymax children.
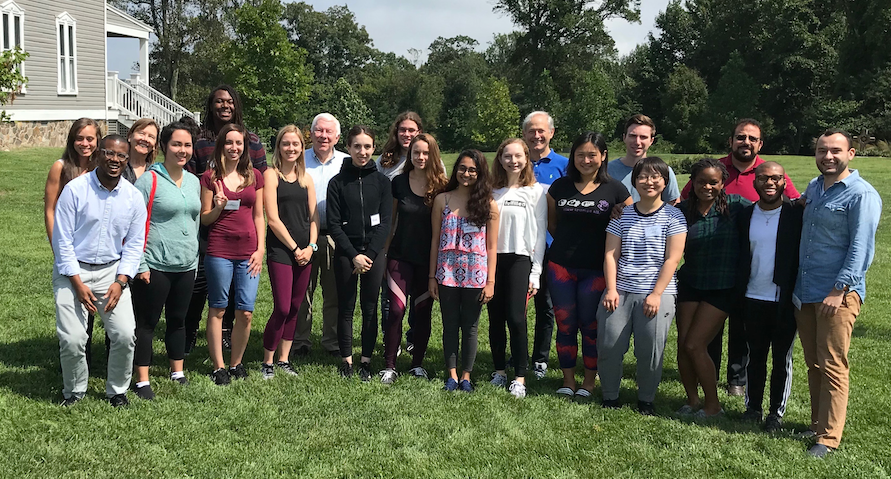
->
<box><xmin>211</xmin><ymin>123</ymin><xmax>254</xmax><ymax>188</ymax></box>
<box><xmin>444</xmin><ymin>149</ymin><xmax>492</xmax><ymax>227</ymax></box>
<box><xmin>631</xmin><ymin>156</ymin><xmax>671</xmax><ymax>196</ymax></box>
<box><xmin>403</xmin><ymin>133</ymin><xmax>448</xmax><ymax>206</ymax></box>
<box><xmin>158</xmin><ymin>121</ymin><xmax>196</xmax><ymax>156</ymax></box>
<box><xmin>379</xmin><ymin>111</ymin><xmax>423</xmax><ymax>168</ymax></box>
<box><xmin>202</xmin><ymin>85</ymin><xmax>245</xmax><ymax>139</ymax></box>
<box><xmin>491</xmin><ymin>138</ymin><xmax>536</xmax><ymax>188</ymax></box>
<box><xmin>683</xmin><ymin>157</ymin><xmax>729</xmax><ymax>221</ymax></box>
<box><xmin>60</xmin><ymin>118</ymin><xmax>102</xmax><ymax>187</ymax></box>
<box><xmin>567</xmin><ymin>131</ymin><xmax>610</xmax><ymax>184</ymax></box>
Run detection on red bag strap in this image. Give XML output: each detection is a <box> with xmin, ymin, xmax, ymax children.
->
<box><xmin>143</xmin><ymin>171</ymin><xmax>157</xmax><ymax>252</ymax></box>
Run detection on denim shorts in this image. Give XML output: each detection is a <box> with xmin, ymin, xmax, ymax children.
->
<box><xmin>204</xmin><ymin>255</ymin><xmax>260</xmax><ymax>311</ymax></box>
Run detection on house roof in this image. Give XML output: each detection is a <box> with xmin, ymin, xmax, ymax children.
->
<box><xmin>106</xmin><ymin>4</ymin><xmax>154</xmax><ymax>39</ymax></box>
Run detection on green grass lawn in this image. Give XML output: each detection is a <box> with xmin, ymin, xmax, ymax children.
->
<box><xmin>1</xmin><ymin>148</ymin><xmax>889</xmax><ymax>478</ymax></box>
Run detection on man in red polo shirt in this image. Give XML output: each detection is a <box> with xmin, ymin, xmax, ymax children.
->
<box><xmin>681</xmin><ymin>118</ymin><xmax>799</xmax><ymax>396</ymax></box>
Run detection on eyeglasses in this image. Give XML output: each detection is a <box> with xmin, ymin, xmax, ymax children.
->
<box><xmin>755</xmin><ymin>175</ymin><xmax>784</xmax><ymax>184</ymax></box>
<box><xmin>397</xmin><ymin>127</ymin><xmax>419</xmax><ymax>135</ymax></box>
<box><xmin>457</xmin><ymin>166</ymin><xmax>478</xmax><ymax>175</ymax></box>
<box><xmin>102</xmin><ymin>149</ymin><xmax>129</xmax><ymax>161</ymax></box>
<box><xmin>313</xmin><ymin>128</ymin><xmax>335</xmax><ymax>136</ymax></box>
<box><xmin>636</xmin><ymin>174</ymin><xmax>664</xmax><ymax>183</ymax></box>
<box><xmin>735</xmin><ymin>134</ymin><xmax>761</xmax><ymax>143</ymax></box>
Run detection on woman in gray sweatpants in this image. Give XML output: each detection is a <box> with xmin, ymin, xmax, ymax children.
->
<box><xmin>597</xmin><ymin>157</ymin><xmax>687</xmax><ymax>415</ymax></box>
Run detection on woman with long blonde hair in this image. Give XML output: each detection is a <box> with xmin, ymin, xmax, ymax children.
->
<box><xmin>260</xmin><ymin>125</ymin><xmax>319</xmax><ymax>379</ymax></box>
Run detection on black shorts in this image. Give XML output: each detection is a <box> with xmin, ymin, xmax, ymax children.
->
<box><xmin>677</xmin><ymin>281</ymin><xmax>738</xmax><ymax>314</ymax></box>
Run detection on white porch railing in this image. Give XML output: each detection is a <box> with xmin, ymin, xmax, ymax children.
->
<box><xmin>106</xmin><ymin>72</ymin><xmax>199</xmax><ymax>128</ymax></box>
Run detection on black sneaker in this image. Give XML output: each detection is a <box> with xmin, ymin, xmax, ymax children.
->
<box><xmin>229</xmin><ymin>363</ymin><xmax>248</xmax><ymax>380</ymax></box>
<box><xmin>742</xmin><ymin>408</ymin><xmax>764</xmax><ymax>423</ymax></box>
<box><xmin>109</xmin><ymin>393</ymin><xmax>129</xmax><ymax>407</ymax></box>
<box><xmin>60</xmin><ymin>395</ymin><xmax>82</xmax><ymax>407</ymax></box>
<box><xmin>275</xmin><ymin>361</ymin><xmax>299</xmax><ymax>377</ymax></box>
<box><xmin>173</xmin><ymin>376</ymin><xmax>189</xmax><ymax>386</ymax></box>
<box><xmin>601</xmin><ymin>398</ymin><xmax>621</xmax><ymax>409</ymax></box>
<box><xmin>358</xmin><ymin>362</ymin><xmax>373</xmax><ymax>382</ymax></box>
<box><xmin>210</xmin><ymin>367</ymin><xmax>231</xmax><ymax>386</ymax></box>
<box><xmin>638</xmin><ymin>400</ymin><xmax>656</xmax><ymax>416</ymax></box>
<box><xmin>339</xmin><ymin>362</ymin><xmax>354</xmax><ymax>378</ymax></box>
<box><xmin>764</xmin><ymin>413</ymin><xmax>783</xmax><ymax>432</ymax></box>
<box><xmin>222</xmin><ymin>329</ymin><xmax>232</xmax><ymax>350</ymax></box>
<box><xmin>261</xmin><ymin>363</ymin><xmax>275</xmax><ymax>380</ymax></box>
<box><xmin>134</xmin><ymin>384</ymin><xmax>155</xmax><ymax>400</ymax></box>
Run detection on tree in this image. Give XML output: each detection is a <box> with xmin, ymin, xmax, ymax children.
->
<box><xmin>467</xmin><ymin>78</ymin><xmax>520</xmax><ymax>151</ymax></box>
<box><xmin>327</xmin><ymin>77</ymin><xmax>373</xmax><ymax>142</ymax></box>
<box><xmin>707</xmin><ymin>51</ymin><xmax>761</xmax><ymax>148</ymax></box>
<box><xmin>661</xmin><ymin>65</ymin><xmax>710</xmax><ymax>153</ymax></box>
<box><xmin>560</xmin><ymin>67</ymin><xmax>620</xmax><ymax>144</ymax></box>
<box><xmin>221</xmin><ymin>0</ymin><xmax>313</xmax><ymax>135</ymax></box>
<box><xmin>0</xmin><ymin>48</ymin><xmax>28</xmax><ymax>122</ymax></box>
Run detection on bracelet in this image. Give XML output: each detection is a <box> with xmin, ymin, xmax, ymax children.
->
<box><xmin>292</xmin><ymin>244</ymin><xmax>300</xmax><ymax>253</ymax></box>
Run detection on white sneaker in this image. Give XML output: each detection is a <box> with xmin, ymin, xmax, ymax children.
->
<box><xmin>508</xmin><ymin>380</ymin><xmax>527</xmax><ymax>398</ymax></box>
<box><xmin>407</xmin><ymin>366</ymin><xmax>428</xmax><ymax>380</ymax></box>
<box><xmin>490</xmin><ymin>372</ymin><xmax>508</xmax><ymax>387</ymax></box>
<box><xmin>379</xmin><ymin>368</ymin><xmax>397</xmax><ymax>384</ymax></box>
<box><xmin>533</xmin><ymin>362</ymin><xmax>547</xmax><ymax>379</ymax></box>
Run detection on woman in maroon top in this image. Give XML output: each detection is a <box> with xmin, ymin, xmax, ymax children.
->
<box><xmin>200</xmin><ymin>123</ymin><xmax>266</xmax><ymax>385</ymax></box>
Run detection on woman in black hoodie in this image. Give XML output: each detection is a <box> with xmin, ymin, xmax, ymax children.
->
<box><xmin>328</xmin><ymin>126</ymin><xmax>393</xmax><ymax>381</ymax></box>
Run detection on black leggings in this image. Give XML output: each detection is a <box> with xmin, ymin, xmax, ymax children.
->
<box><xmin>131</xmin><ymin>269</ymin><xmax>196</xmax><ymax>366</ymax></box>
<box><xmin>488</xmin><ymin>253</ymin><xmax>531</xmax><ymax>377</ymax></box>
<box><xmin>439</xmin><ymin>285</ymin><xmax>483</xmax><ymax>372</ymax></box>
<box><xmin>334</xmin><ymin>252</ymin><xmax>386</xmax><ymax>358</ymax></box>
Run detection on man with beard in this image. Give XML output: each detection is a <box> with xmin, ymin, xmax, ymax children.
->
<box><xmin>794</xmin><ymin>129</ymin><xmax>881</xmax><ymax>458</ymax></box>
<box><xmin>735</xmin><ymin>162</ymin><xmax>802</xmax><ymax>432</ymax></box>
<box><xmin>52</xmin><ymin>135</ymin><xmax>146</xmax><ymax>407</ymax></box>
<box><xmin>681</xmin><ymin>118</ymin><xmax>799</xmax><ymax>396</ymax></box>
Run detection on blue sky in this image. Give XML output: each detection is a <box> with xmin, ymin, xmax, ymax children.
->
<box><xmin>107</xmin><ymin>0</ymin><xmax>671</xmax><ymax>79</ymax></box>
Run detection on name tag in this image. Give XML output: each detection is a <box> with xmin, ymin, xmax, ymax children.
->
<box><xmin>370</xmin><ymin>214</ymin><xmax>381</xmax><ymax>226</ymax></box>
<box><xmin>224</xmin><ymin>199</ymin><xmax>241</xmax><ymax>211</ymax></box>
<box><xmin>464</xmin><ymin>224</ymin><xmax>481</xmax><ymax>233</ymax></box>
<box><xmin>643</xmin><ymin>225</ymin><xmax>661</xmax><ymax>237</ymax></box>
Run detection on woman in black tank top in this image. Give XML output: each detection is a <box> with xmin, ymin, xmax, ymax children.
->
<box><xmin>260</xmin><ymin>125</ymin><xmax>319</xmax><ymax>379</ymax></box>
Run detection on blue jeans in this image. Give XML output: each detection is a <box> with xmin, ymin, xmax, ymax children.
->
<box><xmin>205</xmin><ymin>255</ymin><xmax>260</xmax><ymax>311</ymax></box>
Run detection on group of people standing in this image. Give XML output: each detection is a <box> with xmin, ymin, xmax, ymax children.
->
<box><xmin>43</xmin><ymin>85</ymin><xmax>880</xmax><ymax>458</ymax></box>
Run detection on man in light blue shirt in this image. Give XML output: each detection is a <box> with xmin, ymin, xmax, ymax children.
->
<box><xmin>52</xmin><ymin>137</ymin><xmax>146</xmax><ymax>407</ymax></box>
<box><xmin>523</xmin><ymin>111</ymin><xmax>568</xmax><ymax>379</ymax></box>
<box><xmin>793</xmin><ymin>129</ymin><xmax>882</xmax><ymax>458</ymax></box>
<box><xmin>296</xmin><ymin>113</ymin><xmax>349</xmax><ymax>356</ymax></box>
<box><xmin>607</xmin><ymin>114</ymin><xmax>680</xmax><ymax>203</ymax></box>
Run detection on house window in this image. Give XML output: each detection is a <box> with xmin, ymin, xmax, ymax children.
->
<box><xmin>0</xmin><ymin>0</ymin><xmax>25</xmax><ymax>89</ymax></box>
<box><xmin>56</xmin><ymin>12</ymin><xmax>76</xmax><ymax>95</ymax></box>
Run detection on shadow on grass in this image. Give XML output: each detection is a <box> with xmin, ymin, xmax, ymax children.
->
<box><xmin>0</xmin><ymin>335</ymin><xmax>63</xmax><ymax>402</ymax></box>
<box><xmin>852</xmin><ymin>323</ymin><xmax>891</xmax><ymax>342</ymax></box>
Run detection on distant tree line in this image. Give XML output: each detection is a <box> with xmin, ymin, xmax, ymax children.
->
<box><xmin>111</xmin><ymin>0</ymin><xmax>891</xmax><ymax>155</ymax></box>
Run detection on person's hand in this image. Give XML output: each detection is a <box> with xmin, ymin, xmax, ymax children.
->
<box><xmin>528</xmin><ymin>282</ymin><xmax>538</xmax><ymax>298</ymax></box>
<box><xmin>819</xmin><ymin>289</ymin><xmax>845</xmax><ymax>317</ymax></box>
<box><xmin>602</xmin><ymin>289</ymin><xmax>620</xmax><ymax>312</ymax></box>
<box><xmin>136</xmin><ymin>271</ymin><xmax>150</xmax><ymax>284</ymax></box>
<box><xmin>428</xmin><ymin>278</ymin><xmax>439</xmax><ymax>301</ymax></box>
<box><xmin>294</xmin><ymin>247</ymin><xmax>312</xmax><ymax>266</ymax></box>
<box><xmin>213</xmin><ymin>180</ymin><xmax>228</xmax><ymax>210</ymax></box>
<box><xmin>609</xmin><ymin>203</ymin><xmax>625</xmax><ymax>220</ymax></box>
<box><xmin>352</xmin><ymin>254</ymin><xmax>373</xmax><ymax>274</ymax></box>
<box><xmin>248</xmin><ymin>250</ymin><xmax>263</xmax><ymax>277</ymax></box>
<box><xmin>479</xmin><ymin>282</ymin><xmax>495</xmax><ymax>304</ymax></box>
<box><xmin>643</xmin><ymin>293</ymin><xmax>661</xmax><ymax>318</ymax></box>
<box><xmin>73</xmin><ymin>280</ymin><xmax>98</xmax><ymax>314</ymax></box>
<box><xmin>102</xmin><ymin>281</ymin><xmax>124</xmax><ymax>313</ymax></box>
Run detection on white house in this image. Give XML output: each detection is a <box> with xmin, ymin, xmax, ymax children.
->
<box><xmin>0</xmin><ymin>0</ymin><xmax>195</xmax><ymax>149</ymax></box>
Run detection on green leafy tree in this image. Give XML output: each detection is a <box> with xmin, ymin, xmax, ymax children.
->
<box><xmin>221</xmin><ymin>0</ymin><xmax>313</xmax><ymax>135</ymax></box>
<box><xmin>0</xmin><ymin>48</ymin><xmax>28</xmax><ymax>122</ymax></box>
<box><xmin>560</xmin><ymin>67</ymin><xmax>620</xmax><ymax>144</ymax></box>
<box><xmin>467</xmin><ymin>78</ymin><xmax>520</xmax><ymax>151</ymax></box>
<box><xmin>707</xmin><ymin>51</ymin><xmax>761</xmax><ymax>148</ymax></box>
<box><xmin>661</xmin><ymin>65</ymin><xmax>710</xmax><ymax>153</ymax></box>
<box><xmin>327</xmin><ymin>77</ymin><xmax>373</xmax><ymax>143</ymax></box>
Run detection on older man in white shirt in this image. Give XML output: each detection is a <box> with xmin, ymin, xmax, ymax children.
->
<box><xmin>294</xmin><ymin>113</ymin><xmax>350</xmax><ymax>356</ymax></box>
<box><xmin>52</xmin><ymin>137</ymin><xmax>146</xmax><ymax>407</ymax></box>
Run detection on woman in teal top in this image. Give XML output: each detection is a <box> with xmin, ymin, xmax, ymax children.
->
<box><xmin>130</xmin><ymin>121</ymin><xmax>202</xmax><ymax>400</ymax></box>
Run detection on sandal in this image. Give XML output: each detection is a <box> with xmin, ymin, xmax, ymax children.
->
<box><xmin>555</xmin><ymin>386</ymin><xmax>575</xmax><ymax>397</ymax></box>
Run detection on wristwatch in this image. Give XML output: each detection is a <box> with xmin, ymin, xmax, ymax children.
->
<box><xmin>834</xmin><ymin>282</ymin><xmax>850</xmax><ymax>292</ymax></box>
<box><xmin>309</xmin><ymin>243</ymin><xmax>318</xmax><ymax>252</ymax></box>
<box><xmin>114</xmin><ymin>279</ymin><xmax>129</xmax><ymax>290</ymax></box>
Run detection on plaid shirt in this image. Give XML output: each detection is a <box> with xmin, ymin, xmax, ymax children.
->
<box><xmin>677</xmin><ymin>194</ymin><xmax>751</xmax><ymax>290</ymax></box>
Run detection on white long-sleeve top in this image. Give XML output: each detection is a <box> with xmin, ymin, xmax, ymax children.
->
<box><xmin>493</xmin><ymin>183</ymin><xmax>547</xmax><ymax>289</ymax></box>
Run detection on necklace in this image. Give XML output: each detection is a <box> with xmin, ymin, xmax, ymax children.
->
<box><xmin>758</xmin><ymin>205</ymin><xmax>781</xmax><ymax>225</ymax></box>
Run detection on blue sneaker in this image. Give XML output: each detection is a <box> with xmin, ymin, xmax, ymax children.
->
<box><xmin>443</xmin><ymin>378</ymin><xmax>459</xmax><ymax>391</ymax></box>
<box><xmin>458</xmin><ymin>379</ymin><xmax>474</xmax><ymax>393</ymax></box>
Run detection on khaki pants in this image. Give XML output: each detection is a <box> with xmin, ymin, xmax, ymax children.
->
<box><xmin>795</xmin><ymin>291</ymin><xmax>861</xmax><ymax>449</ymax></box>
<box><xmin>294</xmin><ymin>234</ymin><xmax>339</xmax><ymax>353</ymax></box>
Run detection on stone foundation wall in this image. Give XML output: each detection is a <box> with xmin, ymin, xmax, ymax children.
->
<box><xmin>0</xmin><ymin>120</ymin><xmax>109</xmax><ymax>150</ymax></box>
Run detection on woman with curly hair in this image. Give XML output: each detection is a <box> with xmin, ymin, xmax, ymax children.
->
<box><xmin>429</xmin><ymin>150</ymin><xmax>499</xmax><ymax>393</ymax></box>
<box><xmin>376</xmin><ymin>111</ymin><xmax>423</xmax><ymax>180</ymax></box>
<box><xmin>675</xmin><ymin>157</ymin><xmax>750</xmax><ymax>417</ymax></box>
<box><xmin>379</xmin><ymin>133</ymin><xmax>448</xmax><ymax>384</ymax></box>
